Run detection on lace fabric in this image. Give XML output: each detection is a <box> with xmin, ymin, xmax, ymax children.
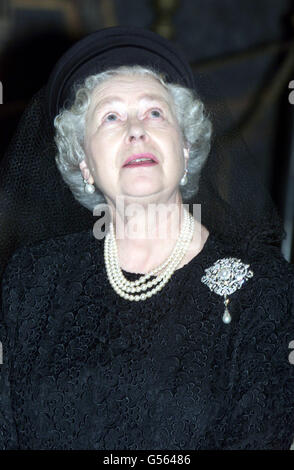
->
<box><xmin>0</xmin><ymin>230</ymin><xmax>294</xmax><ymax>450</ymax></box>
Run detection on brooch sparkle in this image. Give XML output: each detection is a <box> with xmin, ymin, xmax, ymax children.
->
<box><xmin>201</xmin><ymin>258</ymin><xmax>253</xmax><ymax>324</ymax></box>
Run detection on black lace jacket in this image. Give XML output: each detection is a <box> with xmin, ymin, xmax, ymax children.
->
<box><xmin>0</xmin><ymin>230</ymin><xmax>294</xmax><ymax>450</ymax></box>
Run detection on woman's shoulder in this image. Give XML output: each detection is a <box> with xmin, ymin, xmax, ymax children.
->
<box><xmin>244</xmin><ymin>241</ymin><xmax>294</xmax><ymax>288</ymax></box>
<box><xmin>207</xmin><ymin>234</ymin><xmax>294</xmax><ymax>316</ymax></box>
<box><xmin>2</xmin><ymin>229</ymin><xmax>103</xmax><ymax>287</ymax></box>
<box><xmin>210</xmin><ymin>233</ymin><xmax>294</xmax><ymax>279</ymax></box>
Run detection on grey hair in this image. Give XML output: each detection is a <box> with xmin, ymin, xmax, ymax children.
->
<box><xmin>54</xmin><ymin>65</ymin><xmax>212</xmax><ymax>211</ymax></box>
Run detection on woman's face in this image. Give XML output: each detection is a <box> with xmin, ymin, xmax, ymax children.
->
<box><xmin>83</xmin><ymin>74</ymin><xmax>189</xmax><ymax>206</ymax></box>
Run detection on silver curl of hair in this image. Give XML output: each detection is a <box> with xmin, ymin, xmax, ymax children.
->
<box><xmin>54</xmin><ymin>65</ymin><xmax>212</xmax><ymax>211</ymax></box>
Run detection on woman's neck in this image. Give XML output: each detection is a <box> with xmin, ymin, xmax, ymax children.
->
<box><xmin>110</xmin><ymin>198</ymin><xmax>208</xmax><ymax>274</ymax></box>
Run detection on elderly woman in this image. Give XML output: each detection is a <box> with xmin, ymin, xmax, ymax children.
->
<box><xmin>0</xmin><ymin>26</ymin><xmax>294</xmax><ymax>450</ymax></box>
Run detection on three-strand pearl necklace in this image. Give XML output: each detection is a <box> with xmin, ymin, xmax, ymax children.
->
<box><xmin>104</xmin><ymin>208</ymin><xmax>195</xmax><ymax>301</ymax></box>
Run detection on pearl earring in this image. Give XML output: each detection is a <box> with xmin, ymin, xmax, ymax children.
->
<box><xmin>83</xmin><ymin>178</ymin><xmax>95</xmax><ymax>194</ymax></box>
<box><xmin>180</xmin><ymin>169</ymin><xmax>188</xmax><ymax>186</ymax></box>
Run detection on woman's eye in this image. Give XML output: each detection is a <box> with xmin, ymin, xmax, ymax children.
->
<box><xmin>104</xmin><ymin>113</ymin><xmax>119</xmax><ymax>122</ymax></box>
<box><xmin>149</xmin><ymin>109</ymin><xmax>162</xmax><ymax>118</ymax></box>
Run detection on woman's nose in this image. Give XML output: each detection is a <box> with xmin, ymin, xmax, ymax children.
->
<box><xmin>126</xmin><ymin>118</ymin><xmax>148</xmax><ymax>144</ymax></box>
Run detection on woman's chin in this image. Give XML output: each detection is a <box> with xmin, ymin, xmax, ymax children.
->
<box><xmin>122</xmin><ymin>182</ymin><xmax>162</xmax><ymax>198</ymax></box>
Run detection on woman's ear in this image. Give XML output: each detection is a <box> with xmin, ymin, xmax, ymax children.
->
<box><xmin>79</xmin><ymin>160</ymin><xmax>95</xmax><ymax>185</ymax></box>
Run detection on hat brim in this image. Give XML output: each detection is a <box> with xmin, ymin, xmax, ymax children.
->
<box><xmin>46</xmin><ymin>26</ymin><xmax>195</xmax><ymax>121</ymax></box>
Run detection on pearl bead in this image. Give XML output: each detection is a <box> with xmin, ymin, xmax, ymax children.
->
<box><xmin>84</xmin><ymin>183</ymin><xmax>95</xmax><ymax>194</ymax></box>
<box><xmin>222</xmin><ymin>309</ymin><xmax>232</xmax><ymax>324</ymax></box>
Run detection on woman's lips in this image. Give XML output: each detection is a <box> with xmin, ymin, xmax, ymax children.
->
<box><xmin>123</xmin><ymin>161</ymin><xmax>158</xmax><ymax>168</ymax></box>
<box><xmin>122</xmin><ymin>153</ymin><xmax>159</xmax><ymax>167</ymax></box>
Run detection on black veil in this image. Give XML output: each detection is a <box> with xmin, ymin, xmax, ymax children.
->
<box><xmin>194</xmin><ymin>70</ymin><xmax>284</xmax><ymax>249</ymax></box>
<box><xmin>0</xmin><ymin>27</ymin><xmax>285</xmax><ymax>283</ymax></box>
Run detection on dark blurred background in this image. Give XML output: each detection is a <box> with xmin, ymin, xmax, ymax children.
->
<box><xmin>0</xmin><ymin>0</ymin><xmax>294</xmax><ymax>261</ymax></box>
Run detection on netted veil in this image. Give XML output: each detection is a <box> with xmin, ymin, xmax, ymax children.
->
<box><xmin>194</xmin><ymin>70</ymin><xmax>284</xmax><ymax>249</ymax></box>
<box><xmin>0</xmin><ymin>26</ymin><xmax>284</xmax><ymax>286</ymax></box>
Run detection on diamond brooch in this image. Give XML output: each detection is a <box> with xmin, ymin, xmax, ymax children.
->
<box><xmin>201</xmin><ymin>258</ymin><xmax>253</xmax><ymax>324</ymax></box>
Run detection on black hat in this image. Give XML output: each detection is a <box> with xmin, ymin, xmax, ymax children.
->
<box><xmin>46</xmin><ymin>26</ymin><xmax>195</xmax><ymax>121</ymax></box>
